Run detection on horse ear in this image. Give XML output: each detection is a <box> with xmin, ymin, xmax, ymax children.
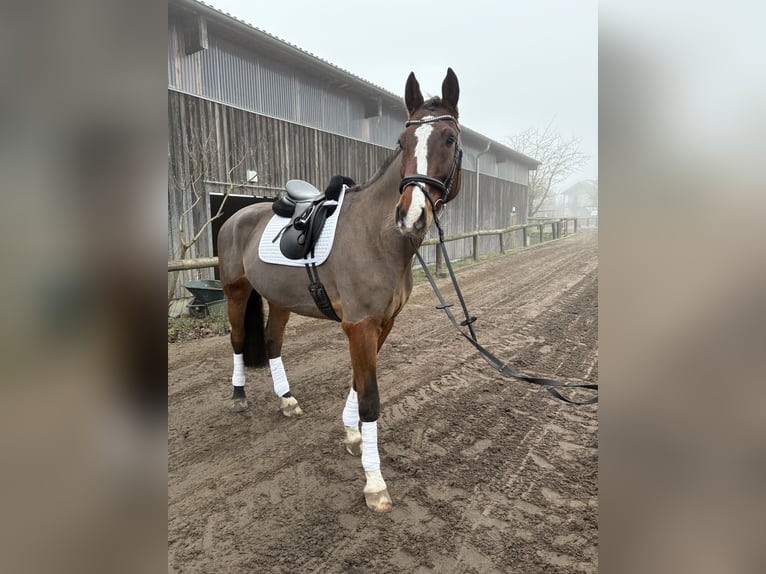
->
<box><xmin>404</xmin><ymin>72</ymin><xmax>424</xmax><ymax>117</ymax></box>
<box><xmin>441</xmin><ymin>68</ymin><xmax>460</xmax><ymax>115</ymax></box>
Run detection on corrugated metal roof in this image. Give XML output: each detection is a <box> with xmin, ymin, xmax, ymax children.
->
<box><xmin>172</xmin><ymin>0</ymin><xmax>402</xmax><ymax>100</ymax></box>
<box><xmin>169</xmin><ymin>0</ymin><xmax>540</xmax><ymax>169</ymax></box>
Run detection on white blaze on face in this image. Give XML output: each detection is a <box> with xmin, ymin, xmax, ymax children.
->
<box><xmin>402</xmin><ymin>118</ymin><xmax>434</xmax><ymax>229</ymax></box>
<box><xmin>413</xmin><ymin>121</ymin><xmax>433</xmax><ymax>174</ymax></box>
<box><xmin>402</xmin><ymin>183</ymin><xmax>426</xmax><ymax>229</ymax></box>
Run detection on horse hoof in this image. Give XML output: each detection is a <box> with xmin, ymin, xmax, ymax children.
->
<box><xmin>364</xmin><ymin>489</ymin><xmax>392</xmax><ymax>512</ymax></box>
<box><xmin>343</xmin><ymin>426</ymin><xmax>362</xmax><ymax>456</ymax></box>
<box><xmin>343</xmin><ymin>440</ymin><xmax>362</xmax><ymax>457</ymax></box>
<box><xmin>229</xmin><ymin>398</ymin><xmax>249</xmax><ymax>412</ymax></box>
<box><xmin>280</xmin><ymin>405</ymin><xmax>304</xmax><ymax>417</ymax></box>
<box><xmin>280</xmin><ymin>396</ymin><xmax>304</xmax><ymax>417</ymax></box>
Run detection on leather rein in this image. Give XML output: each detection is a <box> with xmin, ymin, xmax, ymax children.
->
<box><xmin>398</xmin><ymin>116</ymin><xmax>598</xmax><ymax>406</ymax></box>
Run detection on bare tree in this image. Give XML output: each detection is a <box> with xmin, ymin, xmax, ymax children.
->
<box><xmin>168</xmin><ymin>133</ymin><xmax>249</xmax><ymax>304</ymax></box>
<box><xmin>506</xmin><ymin>123</ymin><xmax>588</xmax><ymax>217</ymax></box>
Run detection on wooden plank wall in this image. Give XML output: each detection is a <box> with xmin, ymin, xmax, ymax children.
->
<box><xmin>168</xmin><ymin>90</ymin><xmax>528</xmax><ymax>301</ymax></box>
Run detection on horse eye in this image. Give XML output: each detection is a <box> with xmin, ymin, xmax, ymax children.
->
<box><xmin>446</xmin><ymin>136</ymin><xmax>456</xmax><ymax>146</ymax></box>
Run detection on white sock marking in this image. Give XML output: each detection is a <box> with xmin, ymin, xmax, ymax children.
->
<box><xmin>364</xmin><ymin>469</ymin><xmax>387</xmax><ymax>494</ymax></box>
<box><xmin>232</xmin><ymin>353</ymin><xmax>245</xmax><ymax>387</ymax></box>
<box><xmin>269</xmin><ymin>357</ymin><xmax>290</xmax><ymax>397</ymax></box>
<box><xmin>344</xmin><ymin>425</ymin><xmax>362</xmax><ymax>447</ymax></box>
<box><xmin>342</xmin><ymin>388</ymin><xmax>359</xmax><ymax>427</ymax></box>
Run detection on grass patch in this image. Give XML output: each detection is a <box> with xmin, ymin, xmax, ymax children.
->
<box><xmin>168</xmin><ymin>313</ymin><xmax>231</xmax><ymax>343</ymax></box>
<box><xmin>412</xmin><ymin>232</ymin><xmax>566</xmax><ymax>283</ymax></box>
<box><xmin>412</xmin><ymin>250</ymin><xmax>506</xmax><ymax>283</ymax></box>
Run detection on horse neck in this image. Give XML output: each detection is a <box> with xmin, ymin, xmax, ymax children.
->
<box><xmin>350</xmin><ymin>150</ymin><xmax>417</xmax><ymax>261</ymax></box>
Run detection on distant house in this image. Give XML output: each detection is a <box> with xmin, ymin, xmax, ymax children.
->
<box><xmin>536</xmin><ymin>179</ymin><xmax>597</xmax><ymax>219</ymax></box>
<box><xmin>561</xmin><ymin>180</ymin><xmax>598</xmax><ymax>218</ymax></box>
<box><xmin>167</xmin><ymin>0</ymin><xmax>540</xmax><ymax>305</ymax></box>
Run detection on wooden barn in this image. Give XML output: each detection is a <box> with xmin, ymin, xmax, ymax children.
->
<box><xmin>168</xmin><ymin>0</ymin><xmax>540</xmax><ymax>308</ymax></box>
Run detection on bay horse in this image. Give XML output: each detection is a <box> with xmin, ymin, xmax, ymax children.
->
<box><xmin>217</xmin><ymin>68</ymin><xmax>464</xmax><ymax>511</ymax></box>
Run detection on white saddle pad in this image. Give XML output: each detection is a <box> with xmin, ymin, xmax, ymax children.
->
<box><xmin>258</xmin><ymin>185</ymin><xmax>347</xmax><ymax>267</ymax></box>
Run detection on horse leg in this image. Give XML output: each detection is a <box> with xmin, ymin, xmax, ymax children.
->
<box><xmin>341</xmin><ymin>387</ymin><xmax>362</xmax><ymax>455</ymax></box>
<box><xmin>342</xmin><ymin>316</ymin><xmax>392</xmax><ymax>512</ymax></box>
<box><xmin>223</xmin><ymin>277</ymin><xmax>255</xmax><ymax>412</ymax></box>
<box><xmin>377</xmin><ymin>317</ymin><xmax>396</xmax><ymax>352</ymax></box>
<box><xmin>341</xmin><ymin>317</ymin><xmax>395</xmax><ymax>456</ymax></box>
<box><xmin>266</xmin><ymin>302</ymin><xmax>303</xmax><ymax>417</ymax></box>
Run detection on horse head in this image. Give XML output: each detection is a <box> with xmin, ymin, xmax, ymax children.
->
<box><xmin>395</xmin><ymin>68</ymin><xmax>463</xmax><ymax>238</ymax></box>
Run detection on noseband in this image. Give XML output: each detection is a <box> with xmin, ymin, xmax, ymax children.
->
<box><xmin>398</xmin><ymin>115</ymin><xmax>463</xmax><ymax>210</ymax></box>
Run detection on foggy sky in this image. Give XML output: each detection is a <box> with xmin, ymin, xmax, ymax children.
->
<box><xmin>205</xmin><ymin>0</ymin><xmax>598</xmax><ymax>190</ymax></box>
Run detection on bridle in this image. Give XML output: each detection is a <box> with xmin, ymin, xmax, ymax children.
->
<box><xmin>398</xmin><ymin>114</ymin><xmax>463</xmax><ymax>212</ymax></box>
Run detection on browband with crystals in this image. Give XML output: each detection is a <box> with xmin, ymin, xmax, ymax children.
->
<box><xmin>405</xmin><ymin>114</ymin><xmax>461</xmax><ymax>131</ymax></box>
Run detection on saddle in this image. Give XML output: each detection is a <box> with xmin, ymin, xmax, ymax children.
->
<box><xmin>269</xmin><ymin>175</ymin><xmax>356</xmax><ymax>323</ymax></box>
<box><xmin>272</xmin><ymin>175</ymin><xmax>355</xmax><ymax>260</ymax></box>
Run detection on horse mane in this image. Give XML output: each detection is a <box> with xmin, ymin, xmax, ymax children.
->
<box><xmin>421</xmin><ymin>96</ymin><xmax>458</xmax><ymax>118</ymax></box>
<box><xmin>423</xmin><ymin>96</ymin><xmax>443</xmax><ymax>111</ymax></box>
<box><xmin>347</xmin><ymin>147</ymin><xmax>402</xmax><ymax>193</ymax></box>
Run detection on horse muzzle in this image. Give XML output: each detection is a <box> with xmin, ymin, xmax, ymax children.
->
<box><xmin>395</xmin><ymin>201</ymin><xmax>429</xmax><ymax>238</ymax></box>
<box><xmin>396</xmin><ymin>181</ymin><xmax>434</xmax><ymax>237</ymax></box>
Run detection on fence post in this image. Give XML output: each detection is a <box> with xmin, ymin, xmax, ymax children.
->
<box><xmin>473</xmin><ymin>234</ymin><xmax>480</xmax><ymax>261</ymax></box>
<box><xmin>539</xmin><ymin>224</ymin><xmax>543</xmax><ymax>243</ymax></box>
<box><xmin>499</xmin><ymin>232</ymin><xmax>505</xmax><ymax>253</ymax></box>
<box><xmin>574</xmin><ymin>218</ymin><xmax>578</xmax><ymax>233</ymax></box>
<box><xmin>509</xmin><ymin>213</ymin><xmax>518</xmax><ymax>250</ymax></box>
<box><xmin>522</xmin><ymin>227</ymin><xmax>528</xmax><ymax>247</ymax></box>
<box><xmin>435</xmin><ymin>245</ymin><xmax>446</xmax><ymax>277</ymax></box>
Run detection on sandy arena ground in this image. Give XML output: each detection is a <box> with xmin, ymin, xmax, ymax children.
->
<box><xmin>169</xmin><ymin>230</ymin><xmax>598</xmax><ymax>573</ymax></box>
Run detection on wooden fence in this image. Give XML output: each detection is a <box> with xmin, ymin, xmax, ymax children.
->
<box><xmin>167</xmin><ymin>90</ymin><xmax>529</xmax><ymax>300</ymax></box>
<box><xmin>167</xmin><ymin>217</ymin><xmax>582</xmax><ymax>274</ymax></box>
<box><xmin>423</xmin><ymin>218</ymin><xmax>578</xmax><ymax>276</ymax></box>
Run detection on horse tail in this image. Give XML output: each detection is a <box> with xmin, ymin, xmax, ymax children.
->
<box><xmin>243</xmin><ymin>290</ymin><xmax>269</xmax><ymax>368</ymax></box>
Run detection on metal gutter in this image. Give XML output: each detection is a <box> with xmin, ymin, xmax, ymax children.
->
<box><xmin>475</xmin><ymin>142</ymin><xmax>492</xmax><ymax>231</ymax></box>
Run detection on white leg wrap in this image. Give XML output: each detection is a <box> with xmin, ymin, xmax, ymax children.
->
<box><xmin>342</xmin><ymin>388</ymin><xmax>359</xmax><ymax>427</ymax></box>
<box><xmin>361</xmin><ymin>421</ymin><xmax>380</xmax><ymax>472</ymax></box>
<box><xmin>231</xmin><ymin>353</ymin><xmax>245</xmax><ymax>387</ymax></box>
<box><xmin>269</xmin><ymin>357</ymin><xmax>290</xmax><ymax>397</ymax></box>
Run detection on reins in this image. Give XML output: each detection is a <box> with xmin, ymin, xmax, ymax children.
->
<box><xmin>394</xmin><ymin>113</ymin><xmax>596</xmax><ymax>404</ymax></box>
<box><xmin>412</xmin><ymin>195</ymin><xmax>598</xmax><ymax>406</ymax></box>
